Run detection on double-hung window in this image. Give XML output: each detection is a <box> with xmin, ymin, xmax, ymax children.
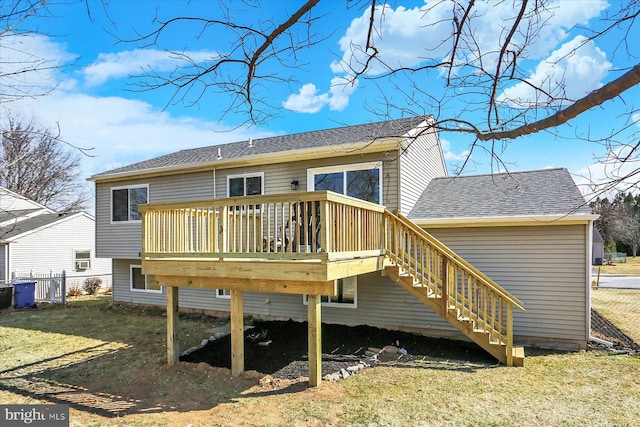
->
<box><xmin>308</xmin><ymin>162</ymin><xmax>381</xmax><ymax>204</ymax></box>
<box><xmin>112</xmin><ymin>185</ymin><xmax>148</xmax><ymax>222</ymax></box>
<box><xmin>130</xmin><ymin>265</ymin><xmax>161</xmax><ymax>293</ymax></box>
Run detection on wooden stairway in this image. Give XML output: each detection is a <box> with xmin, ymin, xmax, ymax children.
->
<box><xmin>383</xmin><ymin>210</ymin><xmax>525</xmax><ymax>366</ymax></box>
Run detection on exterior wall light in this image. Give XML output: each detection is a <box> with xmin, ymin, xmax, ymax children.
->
<box><xmin>290</xmin><ymin>179</ymin><xmax>299</xmax><ymax>191</ymax></box>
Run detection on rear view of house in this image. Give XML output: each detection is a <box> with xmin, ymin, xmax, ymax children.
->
<box><xmin>89</xmin><ymin>117</ymin><xmax>596</xmax><ymax>383</ymax></box>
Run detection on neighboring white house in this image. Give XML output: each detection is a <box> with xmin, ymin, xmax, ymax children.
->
<box><xmin>0</xmin><ymin>187</ymin><xmax>112</xmax><ymax>292</ymax></box>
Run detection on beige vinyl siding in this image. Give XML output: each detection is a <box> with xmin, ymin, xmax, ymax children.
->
<box><xmin>399</xmin><ymin>125</ymin><xmax>447</xmax><ymax>215</ymax></box>
<box><xmin>8</xmin><ymin>214</ymin><xmax>112</xmax><ymax>288</ymax></box>
<box><xmin>95</xmin><ymin>171</ymin><xmax>215</xmax><ymax>258</ymax></box>
<box><xmin>427</xmin><ymin>225</ymin><xmax>589</xmax><ymax>345</ymax></box>
<box><xmin>113</xmin><ymin>259</ymin><xmax>166</xmax><ymax>305</ymax></box>
<box><xmin>214</xmin><ymin>152</ymin><xmax>400</xmax><ymax>210</ymax></box>
<box><xmin>112</xmin><ymin>264</ymin><xmax>451</xmax><ymax>333</ymax></box>
<box><xmin>97</xmin><ymin>152</ymin><xmax>401</xmax><ymax>259</ymax></box>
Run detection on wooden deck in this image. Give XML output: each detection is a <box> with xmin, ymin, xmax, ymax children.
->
<box><xmin>140</xmin><ymin>191</ymin><xmax>525</xmax><ymax>387</ymax></box>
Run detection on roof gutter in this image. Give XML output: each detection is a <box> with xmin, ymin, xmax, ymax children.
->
<box><xmin>87</xmin><ymin>137</ymin><xmax>403</xmax><ymax>183</ymax></box>
<box><xmin>411</xmin><ymin>214</ymin><xmax>600</xmax><ymax>228</ymax></box>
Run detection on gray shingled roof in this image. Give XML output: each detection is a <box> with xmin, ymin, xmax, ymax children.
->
<box><xmin>0</xmin><ymin>213</ymin><xmax>74</xmax><ymax>240</ymax></box>
<box><xmin>0</xmin><ymin>209</ymin><xmax>42</xmax><ymax>223</ymax></box>
<box><xmin>408</xmin><ymin>168</ymin><xmax>592</xmax><ymax>220</ymax></box>
<box><xmin>91</xmin><ymin>116</ymin><xmax>427</xmax><ymax>179</ymax></box>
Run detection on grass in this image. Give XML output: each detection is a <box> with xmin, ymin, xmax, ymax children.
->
<box><xmin>1</xmin><ymin>294</ymin><xmax>640</xmax><ymax>426</ymax></box>
<box><xmin>597</xmin><ymin>255</ymin><xmax>640</xmax><ymax>275</ymax></box>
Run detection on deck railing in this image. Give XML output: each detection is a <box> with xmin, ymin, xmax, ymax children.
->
<box><xmin>384</xmin><ymin>210</ymin><xmax>525</xmax><ymax>363</ymax></box>
<box><xmin>139</xmin><ymin>191</ymin><xmax>386</xmax><ymax>261</ymax></box>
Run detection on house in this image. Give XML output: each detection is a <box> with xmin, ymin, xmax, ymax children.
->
<box><xmin>88</xmin><ymin>117</ymin><xmax>596</xmax><ymax>384</ymax></box>
<box><xmin>592</xmin><ymin>227</ymin><xmax>605</xmax><ymax>265</ymax></box>
<box><xmin>0</xmin><ymin>187</ymin><xmax>112</xmax><ymax>294</ymax></box>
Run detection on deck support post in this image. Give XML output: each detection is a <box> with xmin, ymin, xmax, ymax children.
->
<box><xmin>167</xmin><ymin>286</ymin><xmax>179</xmax><ymax>366</ymax></box>
<box><xmin>506</xmin><ymin>304</ymin><xmax>514</xmax><ymax>366</ymax></box>
<box><xmin>308</xmin><ymin>294</ymin><xmax>322</xmax><ymax>387</ymax></box>
<box><xmin>230</xmin><ymin>289</ymin><xmax>244</xmax><ymax>377</ymax></box>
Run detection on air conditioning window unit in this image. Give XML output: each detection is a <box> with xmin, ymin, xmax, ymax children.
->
<box><xmin>76</xmin><ymin>260</ymin><xmax>91</xmax><ymax>270</ymax></box>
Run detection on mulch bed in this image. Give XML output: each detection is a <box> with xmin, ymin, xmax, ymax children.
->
<box><xmin>590</xmin><ymin>308</ymin><xmax>640</xmax><ymax>353</ymax></box>
<box><xmin>182</xmin><ymin>311</ymin><xmax>639</xmax><ymax>379</ymax></box>
<box><xmin>181</xmin><ymin>319</ymin><xmax>496</xmax><ymax>379</ymax></box>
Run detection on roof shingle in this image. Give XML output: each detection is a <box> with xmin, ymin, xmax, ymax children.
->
<box><xmin>408</xmin><ymin>168</ymin><xmax>592</xmax><ymax>219</ymax></box>
<box><xmin>91</xmin><ymin>116</ymin><xmax>428</xmax><ymax>179</ymax></box>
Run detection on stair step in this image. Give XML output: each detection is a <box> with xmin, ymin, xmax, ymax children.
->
<box><xmin>512</xmin><ymin>346</ymin><xmax>525</xmax><ymax>367</ymax></box>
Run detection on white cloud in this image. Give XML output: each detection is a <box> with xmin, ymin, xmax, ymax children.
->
<box><xmin>573</xmin><ymin>147</ymin><xmax>640</xmax><ymax>199</ymax></box>
<box><xmin>440</xmin><ymin>138</ymin><xmax>470</xmax><ymax>161</ymax></box>
<box><xmin>498</xmin><ymin>36</ymin><xmax>612</xmax><ymax>107</ymax></box>
<box><xmin>0</xmin><ymin>33</ymin><xmax>76</xmax><ymax>102</ymax></box>
<box><xmin>7</xmin><ymin>35</ymin><xmax>273</xmax><ymax>214</ymax></box>
<box><xmin>282</xmin><ymin>77</ymin><xmax>357</xmax><ymax>113</ymax></box>
<box><xmin>82</xmin><ymin>49</ymin><xmax>218</xmax><ymax>86</ymax></box>
<box><xmin>290</xmin><ymin>0</ymin><xmax>608</xmax><ymax>115</ymax></box>
<box><xmin>328</xmin><ymin>76</ymin><xmax>358</xmax><ymax>111</ymax></box>
<box><xmin>282</xmin><ymin>83</ymin><xmax>329</xmax><ymax>113</ymax></box>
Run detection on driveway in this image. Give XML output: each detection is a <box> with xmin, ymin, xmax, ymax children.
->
<box><xmin>592</xmin><ymin>269</ymin><xmax>640</xmax><ymax>289</ymax></box>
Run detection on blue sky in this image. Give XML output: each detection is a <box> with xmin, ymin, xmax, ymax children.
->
<box><xmin>3</xmin><ymin>0</ymin><xmax>639</xmax><ymax>205</ymax></box>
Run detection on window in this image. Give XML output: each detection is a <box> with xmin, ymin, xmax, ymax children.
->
<box><xmin>216</xmin><ymin>289</ymin><xmax>231</xmax><ymax>299</ymax></box>
<box><xmin>304</xmin><ymin>276</ymin><xmax>357</xmax><ymax>308</ymax></box>
<box><xmin>130</xmin><ymin>265</ymin><xmax>161</xmax><ymax>293</ymax></box>
<box><xmin>74</xmin><ymin>249</ymin><xmax>91</xmax><ymax>270</ymax></box>
<box><xmin>227</xmin><ymin>173</ymin><xmax>263</xmax><ymax>197</ymax></box>
<box><xmin>112</xmin><ymin>185</ymin><xmax>148</xmax><ymax>222</ymax></box>
<box><xmin>308</xmin><ymin>163</ymin><xmax>381</xmax><ymax>204</ymax></box>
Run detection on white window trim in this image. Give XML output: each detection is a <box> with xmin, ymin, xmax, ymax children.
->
<box><xmin>130</xmin><ymin>264</ymin><xmax>162</xmax><ymax>293</ymax></box>
<box><xmin>307</xmin><ymin>162</ymin><xmax>383</xmax><ymax>203</ymax></box>
<box><xmin>73</xmin><ymin>248</ymin><xmax>92</xmax><ymax>271</ymax></box>
<box><xmin>110</xmin><ymin>184</ymin><xmax>149</xmax><ymax>224</ymax></box>
<box><xmin>216</xmin><ymin>289</ymin><xmax>231</xmax><ymax>299</ymax></box>
<box><xmin>303</xmin><ymin>276</ymin><xmax>358</xmax><ymax>308</ymax></box>
<box><xmin>226</xmin><ymin>172</ymin><xmax>265</xmax><ymax>197</ymax></box>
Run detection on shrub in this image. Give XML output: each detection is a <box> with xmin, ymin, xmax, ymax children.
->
<box><xmin>67</xmin><ymin>286</ymin><xmax>83</xmax><ymax>297</ymax></box>
<box><xmin>82</xmin><ymin>277</ymin><xmax>102</xmax><ymax>295</ymax></box>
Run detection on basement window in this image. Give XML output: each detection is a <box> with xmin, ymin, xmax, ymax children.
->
<box><xmin>304</xmin><ymin>276</ymin><xmax>357</xmax><ymax>308</ymax></box>
<box><xmin>130</xmin><ymin>265</ymin><xmax>161</xmax><ymax>293</ymax></box>
<box><xmin>216</xmin><ymin>289</ymin><xmax>231</xmax><ymax>299</ymax></box>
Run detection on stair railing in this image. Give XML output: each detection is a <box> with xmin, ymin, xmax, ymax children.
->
<box><xmin>384</xmin><ymin>210</ymin><xmax>525</xmax><ymax>365</ymax></box>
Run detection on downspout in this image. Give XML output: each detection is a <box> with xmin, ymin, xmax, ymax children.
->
<box><xmin>3</xmin><ymin>243</ymin><xmax>8</xmax><ymax>282</ymax></box>
<box><xmin>213</xmin><ymin>168</ymin><xmax>217</xmax><ymax>199</ymax></box>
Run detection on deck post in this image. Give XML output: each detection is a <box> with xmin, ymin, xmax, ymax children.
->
<box><xmin>230</xmin><ymin>289</ymin><xmax>244</xmax><ymax>376</ymax></box>
<box><xmin>441</xmin><ymin>258</ymin><xmax>449</xmax><ymax>318</ymax></box>
<box><xmin>167</xmin><ymin>286</ymin><xmax>179</xmax><ymax>366</ymax></box>
<box><xmin>308</xmin><ymin>294</ymin><xmax>322</xmax><ymax>387</ymax></box>
<box><xmin>319</xmin><ymin>200</ymin><xmax>329</xmax><ymax>253</ymax></box>
<box><xmin>506</xmin><ymin>304</ymin><xmax>514</xmax><ymax>366</ymax></box>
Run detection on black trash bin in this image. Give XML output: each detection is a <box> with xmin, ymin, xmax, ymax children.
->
<box><xmin>0</xmin><ymin>285</ymin><xmax>12</xmax><ymax>310</ymax></box>
<box><xmin>12</xmin><ymin>280</ymin><xmax>36</xmax><ymax>309</ymax></box>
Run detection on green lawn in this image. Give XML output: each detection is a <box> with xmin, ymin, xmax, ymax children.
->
<box><xmin>1</xmin><ymin>295</ymin><xmax>639</xmax><ymax>426</ymax></box>
<box><xmin>597</xmin><ymin>255</ymin><xmax>640</xmax><ymax>275</ymax></box>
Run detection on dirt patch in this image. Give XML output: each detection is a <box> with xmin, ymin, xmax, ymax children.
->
<box><xmin>590</xmin><ymin>308</ymin><xmax>640</xmax><ymax>353</ymax></box>
<box><xmin>181</xmin><ymin>319</ymin><xmax>496</xmax><ymax>379</ymax></box>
